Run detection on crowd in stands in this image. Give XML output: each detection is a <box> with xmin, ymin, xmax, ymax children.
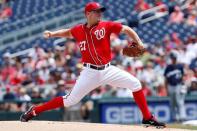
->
<box><xmin>0</xmin><ymin>0</ymin><xmax>196</xmax><ymax>114</ymax></box>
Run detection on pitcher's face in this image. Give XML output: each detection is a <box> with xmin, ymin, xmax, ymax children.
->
<box><xmin>86</xmin><ymin>10</ymin><xmax>103</xmax><ymax>23</ymax></box>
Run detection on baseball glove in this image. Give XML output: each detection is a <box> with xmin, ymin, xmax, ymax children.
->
<box><xmin>122</xmin><ymin>43</ymin><xmax>146</xmax><ymax>57</ymax></box>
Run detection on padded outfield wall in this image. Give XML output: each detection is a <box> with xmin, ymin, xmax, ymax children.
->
<box><xmin>91</xmin><ymin>96</ymin><xmax>197</xmax><ymax>124</ymax></box>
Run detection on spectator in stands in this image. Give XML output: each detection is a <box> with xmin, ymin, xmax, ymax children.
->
<box><xmin>0</xmin><ymin>0</ymin><xmax>5</xmax><ymax>6</ymax></box>
<box><xmin>34</xmin><ymin>71</ymin><xmax>45</xmax><ymax>85</ymax></box>
<box><xmin>90</xmin><ymin>87</ymin><xmax>103</xmax><ymax>100</ymax></box>
<box><xmin>184</xmin><ymin>67</ymin><xmax>195</xmax><ymax>91</ymax></box>
<box><xmin>80</xmin><ymin>100</ymin><xmax>93</xmax><ymax>121</ymax></box>
<box><xmin>139</xmin><ymin>62</ymin><xmax>157</xmax><ymax>89</ymax></box>
<box><xmin>38</xmin><ymin>63</ymin><xmax>50</xmax><ymax>83</ymax></box>
<box><xmin>164</xmin><ymin>51</ymin><xmax>186</xmax><ymax>122</ymax></box>
<box><xmin>154</xmin><ymin>0</ymin><xmax>167</xmax><ymax>12</ymax></box>
<box><xmin>141</xmin><ymin>81</ymin><xmax>152</xmax><ymax>96</ymax></box>
<box><xmin>185</xmin><ymin>0</ymin><xmax>197</xmax><ymax>13</ymax></box>
<box><xmin>185</xmin><ymin>13</ymin><xmax>197</xmax><ymax>26</ymax></box>
<box><xmin>110</xmin><ymin>33</ymin><xmax>123</xmax><ymax>47</ymax></box>
<box><xmin>183</xmin><ymin>0</ymin><xmax>196</xmax><ymax>17</ymax></box>
<box><xmin>134</xmin><ymin>0</ymin><xmax>151</xmax><ymax>12</ymax></box>
<box><xmin>46</xmin><ymin>49</ymin><xmax>56</xmax><ymax>69</ymax></box>
<box><xmin>17</xmin><ymin>87</ymin><xmax>31</xmax><ymax>101</ymax></box>
<box><xmin>54</xmin><ymin>52</ymin><xmax>66</xmax><ymax>68</ymax></box>
<box><xmin>190</xmin><ymin>56</ymin><xmax>197</xmax><ymax>74</ymax></box>
<box><xmin>35</xmin><ymin>53</ymin><xmax>48</xmax><ymax>69</ymax></box>
<box><xmin>163</xmin><ymin>34</ymin><xmax>175</xmax><ymax>51</ymax></box>
<box><xmin>62</xmin><ymin>69</ymin><xmax>76</xmax><ymax>88</ymax></box>
<box><xmin>153</xmin><ymin>54</ymin><xmax>166</xmax><ymax>75</ymax></box>
<box><xmin>45</xmin><ymin>89</ymin><xmax>56</xmax><ymax>99</ymax></box>
<box><xmin>171</xmin><ymin>32</ymin><xmax>182</xmax><ymax>46</ymax></box>
<box><xmin>55</xmin><ymin>80</ymin><xmax>67</xmax><ymax>97</ymax></box>
<box><xmin>156</xmin><ymin>84</ymin><xmax>167</xmax><ymax>97</ymax></box>
<box><xmin>178</xmin><ymin>37</ymin><xmax>196</xmax><ymax>65</ymax></box>
<box><xmin>30</xmin><ymin>88</ymin><xmax>43</xmax><ymax>101</ymax></box>
<box><xmin>3</xmin><ymin>87</ymin><xmax>16</xmax><ymax>100</ymax></box>
<box><xmin>9</xmin><ymin>57</ymin><xmax>28</xmax><ymax>86</ymax></box>
<box><xmin>64</xmin><ymin>40</ymin><xmax>79</xmax><ymax>57</ymax></box>
<box><xmin>0</xmin><ymin>4</ymin><xmax>12</xmax><ymax>22</ymax></box>
<box><xmin>187</xmin><ymin>78</ymin><xmax>197</xmax><ymax>95</ymax></box>
<box><xmin>3</xmin><ymin>87</ymin><xmax>18</xmax><ymax>111</ymax></box>
<box><xmin>102</xmin><ymin>85</ymin><xmax>116</xmax><ymax>98</ymax></box>
<box><xmin>63</xmin><ymin>41</ymin><xmax>81</xmax><ymax>69</ymax></box>
<box><xmin>186</xmin><ymin>36</ymin><xmax>197</xmax><ymax>56</ymax></box>
<box><xmin>25</xmin><ymin>53</ymin><xmax>36</xmax><ymax>73</ymax></box>
<box><xmin>152</xmin><ymin>56</ymin><xmax>167</xmax><ymax>94</ymax></box>
<box><xmin>0</xmin><ymin>0</ymin><xmax>8</xmax><ymax>9</ymax></box>
<box><xmin>0</xmin><ymin>0</ymin><xmax>11</xmax><ymax>4</ymax></box>
<box><xmin>110</xmin><ymin>34</ymin><xmax>125</xmax><ymax>65</ymax></box>
<box><xmin>15</xmin><ymin>87</ymin><xmax>31</xmax><ymax>112</ymax></box>
<box><xmin>168</xmin><ymin>6</ymin><xmax>184</xmax><ymax>24</ymax></box>
<box><xmin>29</xmin><ymin>44</ymin><xmax>46</xmax><ymax>61</ymax></box>
<box><xmin>1</xmin><ymin>56</ymin><xmax>17</xmax><ymax>84</ymax></box>
<box><xmin>2</xmin><ymin>52</ymin><xmax>12</xmax><ymax>66</ymax></box>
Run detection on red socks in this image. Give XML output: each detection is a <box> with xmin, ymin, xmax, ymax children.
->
<box><xmin>34</xmin><ymin>96</ymin><xmax>64</xmax><ymax>115</ymax></box>
<box><xmin>32</xmin><ymin>90</ymin><xmax>151</xmax><ymax>121</ymax></box>
<box><xmin>132</xmin><ymin>89</ymin><xmax>152</xmax><ymax>120</ymax></box>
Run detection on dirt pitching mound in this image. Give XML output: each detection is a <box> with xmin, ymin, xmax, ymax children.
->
<box><xmin>0</xmin><ymin>121</ymin><xmax>192</xmax><ymax>131</ymax></box>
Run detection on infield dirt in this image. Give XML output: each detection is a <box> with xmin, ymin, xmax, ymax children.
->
<box><xmin>0</xmin><ymin>121</ymin><xmax>193</xmax><ymax>131</ymax></box>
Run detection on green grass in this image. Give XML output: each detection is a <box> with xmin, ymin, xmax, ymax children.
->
<box><xmin>167</xmin><ymin>123</ymin><xmax>197</xmax><ymax>130</ymax></box>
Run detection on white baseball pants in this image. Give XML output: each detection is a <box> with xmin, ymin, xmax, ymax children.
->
<box><xmin>63</xmin><ymin>65</ymin><xmax>142</xmax><ymax>107</ymax></box>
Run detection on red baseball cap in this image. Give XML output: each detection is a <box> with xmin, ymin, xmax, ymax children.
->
<box><xmin>85</xmin><ymin>2</ymin><xmax>106</xmax><ymax>13</ymax></box>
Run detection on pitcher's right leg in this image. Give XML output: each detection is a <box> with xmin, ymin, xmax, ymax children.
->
<box><xmin>20</xmin><ymin>67</ymin><xmax>100</xmax><ymax>122</ymax></box>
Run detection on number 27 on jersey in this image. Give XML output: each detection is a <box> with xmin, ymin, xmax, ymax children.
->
<box><xmin>79</xmin><ymin>41</ymin><xmax>86</xmax><ymax>51</ymax></box>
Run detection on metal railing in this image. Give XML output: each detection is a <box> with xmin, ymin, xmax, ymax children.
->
<box><xmin>138</xmin><ymin>5</ymin><xmax>169</xmax><ymax>24</ymax></box>
<box><xmin>0</xmin><ymin>8</ymin><xmax>85</xmax><ymax>51</ymax></box>
<box><xmin>1</xmin><ymin>2</ymin><xmax>80</xmax><ymax>33</ymax></box>
<box><xmin>0</xmin><ymin>18</ymin><xmax>86</xmax><ymax>52</ymax></box>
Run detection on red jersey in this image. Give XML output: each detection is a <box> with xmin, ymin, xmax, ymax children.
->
<box><xmin>70</xmin><ymin>21</ymin><xmax>122</xmax><ymax>65</ymax></box>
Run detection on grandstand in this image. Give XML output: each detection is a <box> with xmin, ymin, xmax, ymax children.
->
<box><xmin>0</xmin><ymin>0</ymin><xmax>196</xmax><ymax>56</ymax></box>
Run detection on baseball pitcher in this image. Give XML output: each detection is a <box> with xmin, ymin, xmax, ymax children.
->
<box><xmin>20</xmin><ymin>2</ymin><xmax>165</xmax><ymax>128</ymax></box>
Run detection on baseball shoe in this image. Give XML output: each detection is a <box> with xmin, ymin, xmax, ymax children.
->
<box><xmin>142</xmin><ymin>115</ymin><xmax>166</xmax><ymax>128</ymax></box>
<box><xmin>20</xmin><ymin>106</ymin><xmax>37</xmax><ymax>122</ymax></box>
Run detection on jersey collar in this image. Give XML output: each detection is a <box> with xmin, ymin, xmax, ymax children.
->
<box><xmin>84</xmin><ymin>21</ymin><xmax>100</xmax><ymax>30</ymax></box>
